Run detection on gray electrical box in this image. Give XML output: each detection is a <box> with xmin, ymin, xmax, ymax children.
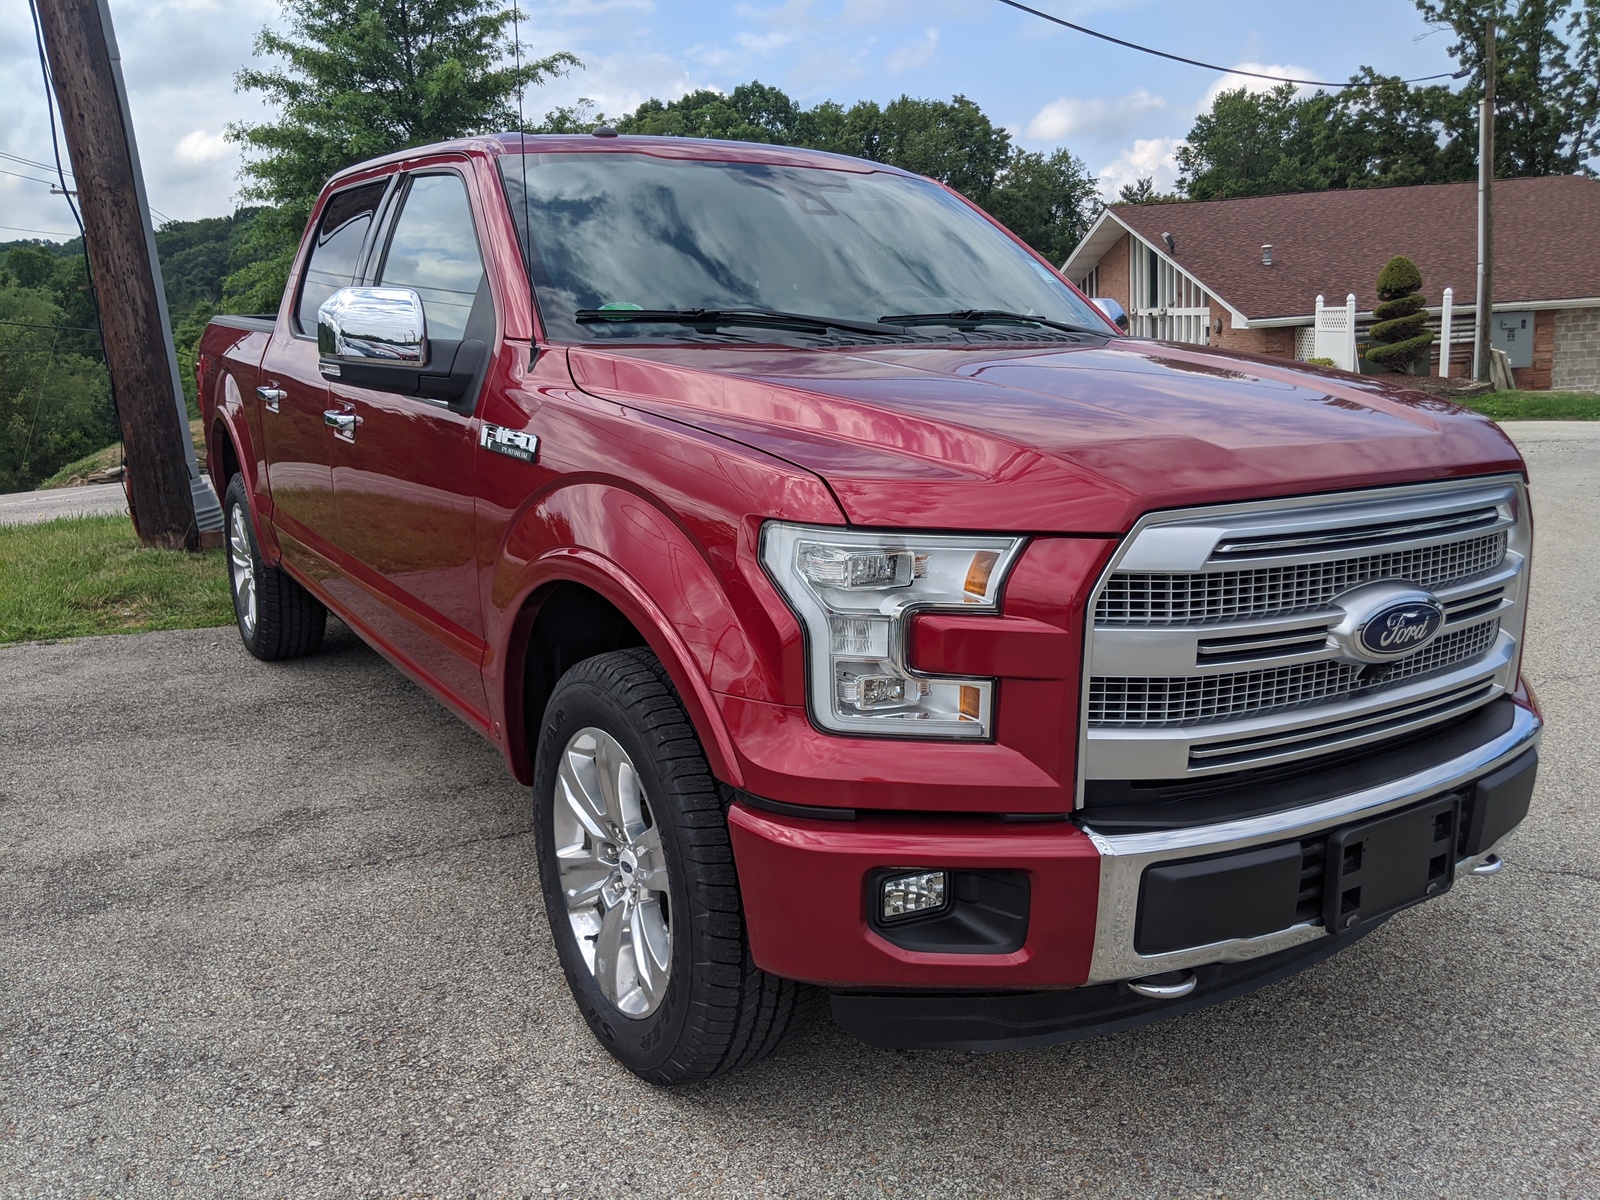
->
<box><xmin>1491</xmin><ymin>311</ymin><xmax>1535</xmax><ymax>369</ymax></box>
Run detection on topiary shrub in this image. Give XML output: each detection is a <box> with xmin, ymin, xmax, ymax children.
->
<box><xmin>1366</xmin><ymin>254</ymin><xmax>1434</xmax><ymax>373</ymax></box>
<box><xmin>1305</xmin><ymin>356</ymin><xmax>1336</xmax><ymax>367</ymax></box>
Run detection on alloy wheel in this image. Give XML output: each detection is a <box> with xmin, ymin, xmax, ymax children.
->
<box><xmin>553</xmin><ymin>727</ymin><xmax>672</xmax><ymax>1016</ymax></box>
<box><xmin>227</xmin><ymin>502</ymin><xmax>257</xmax><ymax>639</ymax></box>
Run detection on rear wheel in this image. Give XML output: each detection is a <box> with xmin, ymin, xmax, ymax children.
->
<box><xmin>532</xmin><ymin>648</ymin><xmax>806</xmax><ymax>1084</ymax></box>
<box><xmin>223</xmin><ymin>474</ymin><xmax>326</xmax><ymax>661</ymax></box>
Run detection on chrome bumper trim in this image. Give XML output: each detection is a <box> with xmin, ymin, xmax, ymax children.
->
<box><xmin>1078</xmin><ymin>703</ymin><xmax>1541</xmax><ymax>985</ymax></box>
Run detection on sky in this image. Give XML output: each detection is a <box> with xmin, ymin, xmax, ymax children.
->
<box><xmin>0</xmin><ymin>0</ymin><xmax>1470</xmax><ymax>242</ymax></box>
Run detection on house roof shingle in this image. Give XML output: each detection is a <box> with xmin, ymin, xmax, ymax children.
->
<box><xmin>1091</xmin><ymin>175</ymin><xmax>1600</xmax><ymax>320</ymax></box>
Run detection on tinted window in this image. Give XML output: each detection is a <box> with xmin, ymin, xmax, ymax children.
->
<box><xmin>296</xmin><ymin>181</ymin><xmax>386</xmax><ymax>333</ymax></box>
<box><xmin>497</xmin><ymin>152</ymin><xmax>1108</xmax><ymax>343</ymax></box>
<box><xmin>378</xmin><ymin>174</ymin><xmax>487</xmax><ymax>340</ymax></box>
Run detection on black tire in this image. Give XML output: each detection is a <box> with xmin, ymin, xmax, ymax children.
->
<box><xmin>223</xmin><ymin>474</ymin><xmax>326</xmax><ymax>662</ymax></box>
<box><xmin>532</xmin><ymin>648</ymin><xmax>806</xmax><ymax>1085</ymax></box>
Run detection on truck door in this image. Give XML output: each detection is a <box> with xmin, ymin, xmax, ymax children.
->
<box><xmin>325</xmin><ymin>169</ymin><xmax>490</xmax><ymax>717</ymax></box>
<box><xmin>261</xmin><ymin>179</ymin><xmax>389</xmax><ymax>579</ymax></box>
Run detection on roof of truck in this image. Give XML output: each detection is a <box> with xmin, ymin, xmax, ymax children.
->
<box><xmin>325</xmin><ymin>132</ymin><xmax>911</xmax><ymax>189</ymax></box>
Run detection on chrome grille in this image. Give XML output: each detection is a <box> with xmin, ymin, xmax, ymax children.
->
<box><xmin>1089</xmin><ymin>619</ymin><xmax>1500</xmax><ymax>727</ymax></box>
<box><xmin>1097</xmin><ymin>531</ymin><xmax>1506</xmax><ymax>625</ymax></box>
<box><xmin>1080</xmin><ymin>478</ymin><xmax>1530</xmax><ymax>790</ymax></box>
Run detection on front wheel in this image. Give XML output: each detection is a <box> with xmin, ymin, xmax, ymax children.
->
<box><xmin>223</xmin><ymin>474</ymin><xmax>326</xmax><ymax>661</ymax></box>
<box><xmin>532</xmin><ymin>648</ymin><xmax>806</xmax><ymax>1084</ymax></box>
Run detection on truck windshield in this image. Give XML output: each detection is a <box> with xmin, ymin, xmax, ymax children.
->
<box><xmin>497</xmin><ymin>151</ymin><xmax>1108</xmax><ymax>343</ymax></box>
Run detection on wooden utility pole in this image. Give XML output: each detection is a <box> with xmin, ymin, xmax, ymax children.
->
<box><xmin>1473</xmin><ymin>17</ymin><xmax>1497</xmax><ymax>383</ymax></box>
<box><xmin>33</xmin><ymin>0</ymin><xmax>222</xmax><ymax>549</ymax></box>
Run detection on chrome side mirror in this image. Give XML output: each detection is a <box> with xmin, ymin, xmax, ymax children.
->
<box><xmin>317</xmin><ymin>286</ymin><xmax>427</xmax><ymax>366</ymax></box>
<box><xmin>1091</xmin><ymin>297</ymin><xmax>1130</xmax><ymax>332</ymax></box>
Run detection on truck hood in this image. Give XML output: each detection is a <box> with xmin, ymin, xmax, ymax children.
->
<box><xmin>566</xmin><ymin>339</ymin><xmax>1523</xmax><ymax>533</ymax></box>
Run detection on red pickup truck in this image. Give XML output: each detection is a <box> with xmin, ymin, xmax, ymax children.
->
<box><xmin>197</xmin><ymin>133</ymin><xmax>1540</xmax><ymax>1084</ymax></box>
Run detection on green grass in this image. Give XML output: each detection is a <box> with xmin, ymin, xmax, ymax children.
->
<box><xmin>0</xmin><ymin>514</ymin><xmax>233</xmax><ymax>644</ymax></box>
<box><xmin>1458</xmin><ymin>390</ymin><xmax>1600</xmax><ymax>420</ymax></box>
<box><xmin>39</xmin><ymin>420</ymin><xmax>208</xmax><ymax>489</ymax></box>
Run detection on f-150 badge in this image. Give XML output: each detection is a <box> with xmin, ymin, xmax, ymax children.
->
<box><xmin>480</xmin><ymin>423</ymin><xmax>539</xmax><ymax>463</ymax></box>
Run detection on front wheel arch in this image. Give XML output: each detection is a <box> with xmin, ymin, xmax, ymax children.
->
<box><xmin>499</xmin><ymin>561</ymin><xmax>744</xmax><ymax>791</ymax></box>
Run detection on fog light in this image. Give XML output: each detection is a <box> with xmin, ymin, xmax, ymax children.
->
<box><xmin>880</xmin><ymin>870</ymin><xmax>948</xmax><ymax>921</ymax></box>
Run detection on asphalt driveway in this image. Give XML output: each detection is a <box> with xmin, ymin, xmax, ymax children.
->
<box><xmin>2</xmin><ymin>424</ymin><xmax>1597</xmax><ymax>1198</ymax></box>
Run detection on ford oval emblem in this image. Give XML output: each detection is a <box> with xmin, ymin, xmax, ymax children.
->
<box><xmin>1359</xmin><ymin>601</ymin><xmax>1445</xmax><ymax>658</ymax></box>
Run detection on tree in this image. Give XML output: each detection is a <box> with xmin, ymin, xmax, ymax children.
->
<box><xmin>0</xmin><ymin>270</ymin><xmax>115</xmax><ymax>492</ymax></box>
<box><xmin>1178</xmin><ymin>4</ymin><xmax>1599</xmax><ymax>202</ymax></box>
<box><xmin>985</xmin><ymin>148</ymin><xmax>1100</xmax><ymax>264</ymax></box>
<box><xmin>1115</xmin><ymin>177</ymin><xmax>1183</xmax><ymax>204</ymax></box>
<box><xmin>1366</xmin><ymin>254</ymin><xmax>1435</xmax><ymax>372</ymax></box>
<box><xmin>1118</xmin><ymin>177</ymin><xmax>1157</xmax><ymax>204</ymax></box>
<box><xmin>1328</xmin><ymin>70</ymin><xmax>1476</xmax><ymax>187</ymax></box>
<box><xmin>1178</xmin><ymin>84</ymin><xmax>1344</xmax><ymax>199</ymax></box>
<box><xmin>1415</xmin><ymin>0</ymin><xmax>1600</xmax><ymax>176</ymax></box>
<box><xmin>618</xmin><ymin>82</ymin><xmax>804</xmax><ymax>143</ymax></box>
<box><xmin>227</xmin><ymin>0</ymin><xmax>577</xmax><ymax>312</ymax></box>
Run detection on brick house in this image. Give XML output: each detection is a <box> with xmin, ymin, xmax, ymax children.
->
<box><xmin>1062</xmin><ymin>175</ymin><xmax>1600</xmax><ymax>391</ymax></box>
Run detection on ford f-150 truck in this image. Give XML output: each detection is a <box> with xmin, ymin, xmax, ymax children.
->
<box><xmin>196</xmin><ymin>132</ymin><xmax>1541</xmax><ymax>1085</ymax></box>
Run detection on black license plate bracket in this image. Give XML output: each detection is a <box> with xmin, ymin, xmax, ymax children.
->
<box><xmin>1323</xmin><ymin>795</ymin><xmax>1460</xmax><ymax>933</ymax></box>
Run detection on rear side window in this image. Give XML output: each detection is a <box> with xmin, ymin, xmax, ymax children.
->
<box><xmin>377</xmin><ymin>174</ymin><xmax>487</xmax><ymax>340</ymax></box>
<box><xmin>296</xmin><ymin>181</ymin><xmax>387</xmax><ymax>334</ymax></box>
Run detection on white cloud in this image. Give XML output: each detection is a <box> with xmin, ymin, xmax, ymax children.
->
<box><xmin>886</xmin><ymin>27</ymin><xmax>938</xmax><ymax>73</ymax></box>
<box><xmin>735</xmin><ymin>29</ymin><xmax>801</xmax><ymax>55</ymax></box>
<box><xmin>175</xmin><ymin>130</ymin><xmax>229</xmax><ymax>165</ymax></box>
<box><xmin>1094</xmin><ymin>135</ymin><xmax>1182</xmax><ymax>200</ymax></box>
<box><xmin>1197</xmin><ymin>62</ymin><xmax>1319</xmax><ymax>113</ymax></box>
<box><xmin>1025</xmin><ymin>88</ymin><xmax>1165</xmax><ymax>142</ymax></box>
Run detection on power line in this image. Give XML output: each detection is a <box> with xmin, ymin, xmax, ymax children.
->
<box><xmin>0</xmin><ymin>149</ymin><xmax>74</xmax><ymax>177</ymax></box>
<box><xmin>0</xmin><ymin>166</ymin><xmax>62</xmax><ymax>185</ymax></box>
<box><xmin>0</xmin><ymin>319</ymin><xmax>102</xmax><ymax>332</ymax></box>
<box><xmin>2</xmin><ymin>154</ymin><xmax>172</xmax><ymax>224</ymax></box>
<box><xmin>0</xmin><ymin>222</ymin><xmax>80</xmax><ymax>237</ymax></box>
<box><xmin>992</xmin><ymin>0</ymin><xmax>1458</xmax><ymax>88</ymax></box>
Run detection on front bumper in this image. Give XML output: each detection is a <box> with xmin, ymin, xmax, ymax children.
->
<box><xmin>726</xmin><ymin>697</ymin><xmax>1541</xmax><ymax>1001</ymax></box>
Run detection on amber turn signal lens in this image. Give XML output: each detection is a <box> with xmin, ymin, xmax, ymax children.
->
<box><xmin>964</xmin><ymin>550</ymin><xmax>1001</xmax><ymax>599</ymax></box>
<box><xmin>958</xmin><ymin>684</ymin><xmax>982</xmax><ymax>721</ymax></box>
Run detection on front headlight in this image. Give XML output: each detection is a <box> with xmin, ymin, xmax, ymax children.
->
<box><xmin>760</xmin><ymin>522</ymin><xmax>1025</xmax><ymax>739</ymax></box>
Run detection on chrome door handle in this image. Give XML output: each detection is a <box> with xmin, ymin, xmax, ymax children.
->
<box><xmin>256</xmin><ymin>385</ymin><xmax>286</xmax><ymax>413</ymax></box>
<box><xmin>323</xmin><ymin>409</ymin><xmax>360</xmax><ymax>443</ymax></box>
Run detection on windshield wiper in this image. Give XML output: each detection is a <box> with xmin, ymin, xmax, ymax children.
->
<box><xmin>575</xmin><ymin>307</ymin><xmax>907</xmax><ymax>338</ymax></box>
<box><xmin>880</xmin><ymin>309</ymin><xmax>1109</xmax><ymax>336</ymax></box>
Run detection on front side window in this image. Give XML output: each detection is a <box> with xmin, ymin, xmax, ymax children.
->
<box><xmin>296</xmin><ymin>181</ymin><xmax>387</xmax><ymax>334</ymax></box>
<box><xmin>497</xmin><ymin>151</ymin><xmax>1108</xmax><ymax>343</ymax></box>
<box><xmin>378</xmin><ymin>174</ymin><xmax>488</xmax><ymax>341</ymax></box>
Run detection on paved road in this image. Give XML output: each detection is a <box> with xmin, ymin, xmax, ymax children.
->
<box><xmin>2</xmin><ymin>424</ymin><xmax>1596</xmax><ymax>1198</ymax></box>
<box><xmin>0</xmin><ymin>482</ymin><xmax>128</xmax><ymax>527</ymax></box>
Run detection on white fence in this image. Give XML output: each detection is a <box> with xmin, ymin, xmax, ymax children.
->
<box><xmin>1302</xmin><ymin>287</ymin><xmax>1466</xmax><ymax>377</ymax></box>
<box><xmin>1314</xmin><ymin>294</ymin><xmax>1358</xmax><ymax>371</ymax></box>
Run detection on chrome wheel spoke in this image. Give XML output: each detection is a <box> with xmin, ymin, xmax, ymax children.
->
<box><xmin>632</xmin><ymin>825</ymin><xmax>669</xmax><ymax>890</ymax></box>
<box><xmin>593</xmin><ymin>901</ymin><xmax>626</xmax><ymax>1006</ymax></box>
<box><xmin>593</xmin><ymin>736</ymin><xmax>624</xmax><ymax>825</ymax></box>
<box><xmin>633</xmin><ymin>897</ymin><xmax>671</xmax><ymax>988</ymax></box>
<box><xmin>557</xmin><ymin>854</ymin><xmax>611</xmax><ymax>911</ymax></box>
<box><xmin>616</xmin><ymin>758</ymin><xmax>647</xmax><ymax>840</ymax></box>
<box><xmin>557</xmin><ymin>749</ymin><xmax>610</xmax><ymax>841</ymax></box>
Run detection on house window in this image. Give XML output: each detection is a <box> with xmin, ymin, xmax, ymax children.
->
<box><xmin>1129</xmin><ymin>237</ymin><xmax>1212</xmax><ymax>344</ymax></box>
<box><xmin>1081</xmin><ymin>266</ymin><xmax>1100</xmax><ymax>296</ymax></box>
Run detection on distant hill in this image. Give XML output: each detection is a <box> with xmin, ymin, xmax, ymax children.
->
<box><xmin>1</xmin><ymin>206</ymin><xmax>265</xmax><ymax>323</ymax></box>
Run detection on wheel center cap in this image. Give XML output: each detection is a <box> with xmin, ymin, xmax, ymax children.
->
<box><xmin>618</xmin><ymin>848</ymin><xmax>639</xmax><ymax>877</ymax></box>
